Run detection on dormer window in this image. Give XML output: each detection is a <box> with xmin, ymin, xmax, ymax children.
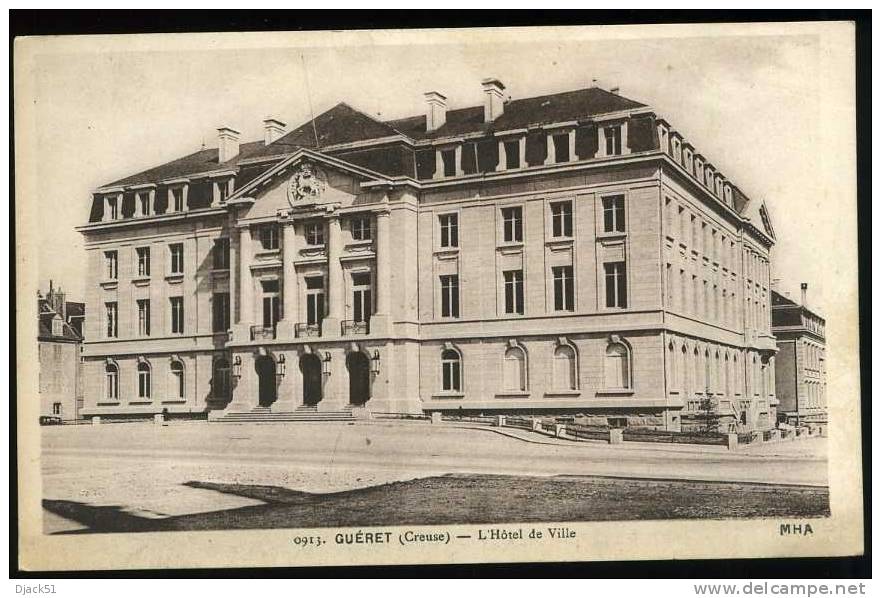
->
<box><xmin>52</xmin><ymin>317</ymin><xmax>63</xmax><ymax>337</ymax></box>
<box><xmin>441</xmin><ymin>149</ymin><xmax>456</xmax><ymax>178</ymax></box>
<box><xmin>552</xmin><ymin>133</ymin><xmax>570</xmax><ymax>163</ymax></box>
<box><xmin>504</xmin><ymin>140</ymin><xmax>520</xmax><ymax>170</ymax></box>
<box><xmin>218</xmin><ymin>181</ymin><xmax>230</xmax><ymax>202</ymax></box>
<box><xmin>604</xmin><ymin>125</ymin><xmax>622</xmax><ymax>156</ymax></box>
<box><xmin>137</xmin><ymin>192</ymin><xmax>151</xmax><ymax>216</ymax></box>
<box><xmin>171</xmin><ymin>187</ymin><xmax>184</xmax><ymax>212</ymax></box>
<box><xmin>106</xmin><ymin>195</ymin><xmax>119</xmax><ymax>220</ymax></box>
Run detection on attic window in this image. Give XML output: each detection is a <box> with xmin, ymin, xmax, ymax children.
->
<box><xmin>504</xmin><ymin>140</ymin><xmax>520</xmax><ymax>170</ymax></box>
<box><xmin>552</xmin><ymin>134</ymin><xmax>570</xmax><ymax>163</ymax></box>
<box><xmin>171</xmin><ymin>188</ymin><xmax>184</xmax><ymax>212</ymax></box>
<box><xmin>441</xmin><ymin>149</ymin><xmax>456</xmax><ymax>178</ymax></box>
<box><xmin>52</xmin><ymin>318</ymin><xmax>63</xmax><ymax>337</ymax></box>
<box><xmin>604</xmin><ymin>125</ymin><xmax>622</xmax><ymax>156</ymax></box>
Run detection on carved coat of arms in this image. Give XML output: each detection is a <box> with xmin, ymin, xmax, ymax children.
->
<box><xmin>286</xmin><ymin>162</ymin><xmax>327</xmax><ymax>206</ymax></box>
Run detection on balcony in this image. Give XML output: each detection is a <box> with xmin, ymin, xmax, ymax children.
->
<box><xmin>250</xmin><ymin>325</ymin><xmax>277</xmax><ymax>341</ymax></box>
<box><xmin>295</xmin><ymin>322</ymin><xmax>322</xmax><ymax>338</ymax></box>
<box><xmin>341</xmin><ymin>319</ymin><xmax>370</xmax><ymax>336</ymax></box>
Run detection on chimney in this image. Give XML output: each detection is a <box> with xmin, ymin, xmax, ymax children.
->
<box><xmin>424</xmin><ymin>91</ymin><xmax>447</xmax><ymax>132</ymax></box>
<box><xmin>47</xmin><ymin>281</ymin><xmax>66</xmax><ymax>320</ymax></box>
<box><xmin>263</xmin><ymin>117</ymin><xmax>286</xmax><ymax>145</ymax></box>
<box><xmin>801</xmin><ymin>282</ymin><xmax>808</xmax><ymax>306</ymax></box>
<box><xmin>217</xmin><ymin>126</ymin><xmax>241</xmax><ymax>163</ymax></box>
<box><xmin>481</xmin><ymin>78</ymin><xmax>506</xmax><ymax>122</ymax></box>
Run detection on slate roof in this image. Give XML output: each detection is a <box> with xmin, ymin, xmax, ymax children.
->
<box><xmin>38</xmin><ymin>299</ymin><xmax>83</xmax><ymax>342</ymax></box>
<box><xmin>386</xmin><ymin>87</ymin><xmax>647</xmax><ymax>140</ymax></box>
<box><xmin>100</xmin><ymin>87</ymin><xmax>647</xmax><ymax>189</ymax></box>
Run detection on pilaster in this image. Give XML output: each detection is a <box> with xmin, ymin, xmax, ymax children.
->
<box><xmin>324</xmin><ymin>214</ymin><xmax>344</xmax><ymax>336</ymax></box>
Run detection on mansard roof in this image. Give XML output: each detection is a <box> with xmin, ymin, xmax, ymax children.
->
<box><xmin>99</xmin><ymin>87</ymin><xmax>647</xmax><ymax>190</ymax></box>
<box><xmin>386</xmin><ymin>87</ymin><xmax>647</xmax><ymax>140</ymax></box>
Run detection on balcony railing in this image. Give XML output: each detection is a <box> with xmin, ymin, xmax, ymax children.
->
<box><xmin>250</xmin><ymin>325</ymin><xmax>277</xmax><ymax>341</ymax></box>
<box><xmin>295</xmin><ymin>322</ymin><xmax>322</xmax><ymax>338</ymax></box>
<box><xmin>341</xmin><ymin>319</ymin><xmax>370</xmax><ymax>336</ymax></box>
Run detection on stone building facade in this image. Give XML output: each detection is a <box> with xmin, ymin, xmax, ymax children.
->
<box><xmin>77</xmin><ymin>80</ymin><xmax>778</xmax><ymax>431</ymax></box>
<box><xmin>771</xmin><ymin>286</ymin><xmax>827</xmax><ymax>425</ymax></box>
<box><xmin>38</xmin><ymin>283</ymin><xmax>84</xmax><ymax>421</ymax></box>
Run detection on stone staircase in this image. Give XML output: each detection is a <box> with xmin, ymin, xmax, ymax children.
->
<box><xmin>211</xmin><ymin>404</ymin><xmax>358</xmax><ymax>424</ymax></box>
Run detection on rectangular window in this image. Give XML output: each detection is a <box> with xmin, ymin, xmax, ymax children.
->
<box><xmin>602</xmin><ymin>195</ymin><xmax>626</xmax><ymax>233</ymax></box>
<box><xmin>136</xmin><ymin>247</ymin><xmax>150</xmax><ymax>277</ymax></box>
<box><xmin>439</xmin><ymin>213</ymin><xmax>459</xmax><ymax>248</ymax></box>
<box><xmin>604</xmin><ymin>262</ymin><xmax>627</xmax><ymax>308</ymax></box>
<box><xmin>137</xmin><ymin>192</ymin><xmax>150</xmax><ymax>216</ymax></box>
<box><xmin>171</xmin><ymin>187</ymin><xmax>184</xmax><ymax>212</ymax></box>
<box><xmin>105</xmin><ymin>251</ymin><xmax>118</xmax><ymax>280</ymax></box>
<box><xmin>550</xmin><ymin>201</ymin><xmax>573</xmax><ymax>238</ymax></box>
<box><xmin>605</xmin><ymin>125</ymin><xmax>622</xmax><ymax>155</ymax></box>
<box><xmin>52</xmin><ymin>402</ymin><xmax>62</xmax><ymax>415</ymax></box>
<box><xmin>137</xmin><ymin>299</ymin><xmax>150</xmax><ymax>337</ymax></box>
<box><xmin>105</xmin><ymin>302</ymin><xmax>118</xmax><ymax>338</ymax></box>
<box><xmin>218</xmin><ymin>180</ymin><xmax>229</xmax><ymax>202</ymax></box>
<box><xmin>441</xmin><ymin>149</ymin><xmax>456</xmax><ymax>177</ymax></box>
<box><xmin>305</xmin><ymin>221</ymin><xmax>325</xmax><ymax>246</ymax></box>
<box><xmin>352</xmin><ymin>272</ymin><xmax>372</xmax><ymax>323</ymax></box>
<box><xmin>107</xmin><ymin>196</ymin><xmax>119</xmax><ymax>220</ymax></box>
<box><xmin>170</xmin><ymin>296</ymin><xmax>184</xmax><ymax>334</ymax></box>
<box><xmin>553</xmin><ymin>265</ymin><xmax>574</xmax><ymax>311</ymax></box>
<box><xmin>552</xmin><ymin>133</ymin><xmax>570</xmax><ymax>163</ymax></box>
<box><xmin>440</xmin><ymin>274</ymin><xmax>460</xmax><ymax>318</ymax></box>
<box><xmin>169</xmin><ymin>243</ymin><xmax>184</xmax><ymax>274</ymax></box>
<box><xmin>350</xmin><ymin>216</ymin><xmax>372</xmax><ymax>241</ymax></box>
<box><xmin>212</xmin><ymin>292</ymin><xmax>230</xmax><ymax>333</ymax></box>
<box><xmin>503</xmin><ymin>270</ymin><xmax>524</xmax><ymax>315</ymax></box>
<box><xmin>212</xmin><ymin>238</ymin><xmax>230</xmax><ymax>270</ymax></box>
<box><xmin>442</xmin><ymin>356</ymin><xmax>461</xmax><ymax>392</ymax></box>
<box><xmin>260</xmin><ymin>225</ymin><xmax>279</xmax><ymax>251</ymax></box>
<box><xmin>305</xmin><ymin>276</ymin><xmax>325</xmax><ymax>326</ymax></box>
<box><xmin>261</xmin><ymin>279</ymin><xmax>280</xmax><ymax>329</ymax></box>
<box><xmin>502</xmin><ymin>206</ymin><xmax>523</xmax><ymax>243</ymax></box>
<box><xmin>504</xmin><ymin>140</ymin><xmax>520</xmax><ymax>170</ymax></box>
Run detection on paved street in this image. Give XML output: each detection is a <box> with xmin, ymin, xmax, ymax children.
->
<box><xmin>41</xmin><ymin>420</ymin><xmax>828</xmax><ymax>533</ymax></box>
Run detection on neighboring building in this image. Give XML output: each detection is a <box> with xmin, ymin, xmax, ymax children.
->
<box><xmin>38</xmin><ymin>282</ymin><xmax>84</xmax><ymax>421</ymax></box>
<box><xmin>77</xmin><ymin>79</ymin><xmax>778</xmax><ymax>431</ymax></box>
<box><xmin>772</xmin><ymin>284</ymin><xmax>826</xmax><ymax>426</ymax></box>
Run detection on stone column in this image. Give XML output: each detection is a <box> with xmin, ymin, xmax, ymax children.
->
<box><xmin>239</xmin><ymin>225</ymin><xmax>253</xmax><ymax>332</ymax></box>
<box><xmin>518</xmin><ymin>136</ymin><xmax>527</xmax><ymax>168</ymax></box>
<box><xmin>229</xmin><ymin>223</ymin><xmax>238</xmax><ymax>326</ymax></box>
<box><xmin>454</xmin><ymin>145</ymin><xmax>464</xmax><ymax>176</ymax></box>
<box><xmin>324</xmin><ymin>214</ymin><xmax>344</xmax><ymax>336</ymax></box>
<box><xmin>567</xmin><ymin>130</ymin><xmax>576</xmax><ymax>161</ymax></box>
<box><xmin>371</xmin><ymin>209</ymin><xmax>391</xmax><ymax>336</ymax></box>
<box><xmin>280</xmin><ymin>221</ymin><xmax>298</xmax><ymax>339</ymax></box>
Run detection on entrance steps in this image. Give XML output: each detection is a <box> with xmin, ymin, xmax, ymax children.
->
<box><xmin>211</xmin><ymin>404</ymin><xmax>358</xmax><ymax>424</ymax></box>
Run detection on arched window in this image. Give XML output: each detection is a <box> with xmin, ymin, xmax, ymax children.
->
<box><xmin>604</xmin><ymin>342</ymin><xmax>631</xmax><ymax>389</ymax></box>
<box><xmin>105</xmin><ymin>362</ymin><xmax>119</xmax><ymax>400</ymax></box>
<box><xmin>441</xmin><ymin>348</ymin><xmax>462</xmax><ymax>392</ymax></box>
<box><xmin>752</xmin><ymin>355</ymin><xmax>758</xmax><ymax>396</ymax></box>
<box><xmin>693</xmin><ymin>348</ymin><xmax>701</xmax><ymax>395</ymax></box>
<box><xmin>170</xmin><ymin>360</ymin><xmax>185</xmax><ymax>399</ymax></box>
<box><xmin>733</xmin><ymin>353</ymin><xmax>739</xmax><ymax>395</ymax></box>
<box><xmin>681</xmin><ymin>345</ymin><xmax>689</xmax><ymax>394</ymax></box>
<box><xmin>553</xmin><ymin>345</ymin><xmax>577</xmax><ymax>391</ymax></box>
<box><xmin>667</xmin><ymin>342</ymin><xmax>676</xmax><ymax>390</ymax></box>
<box><xmin>137</xmin><ymin>361</ymin><xmax>151</xmax><ymax>399</ymax></box>
<box><xmin>213</xmin><ymin>358</ymin><xmax>230</xmax><ymax>399</ymax></box>
<box><xmin>503</xmin><ymin>346</ymin><xmax>527</xmax><ymax>391</ymax></box>
<box><xmin>715</xmin><ymin>351</ymin><xmax>721</xmax><ymax>394</ymax></box>
<box><xmin>724</xmin><ymin>353</ymin><xmax>731</xmax><ymax>397</ymax></box>
<box><xmin>704</xmin><ymin>350</ymin><xmax>711</xmax><ymax>394</ymax></box>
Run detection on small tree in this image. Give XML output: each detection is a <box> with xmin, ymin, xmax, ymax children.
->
<box><xmin>695</xmin><ymin>397</ymin><xmax>721</xmax><ymax>435</ymax></box>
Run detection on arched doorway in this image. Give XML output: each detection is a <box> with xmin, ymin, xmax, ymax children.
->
<box><xmin>346</xmin><ymin>352</ymin><xmax>370</xmax><ymax>406</ymax></box>
<box><xmin>255</xmin><ymin>356</ymin><xmax>277</xmax><ymax>407</ymax></box>
<box><xmin>300</xmin><ymin>353</ymin><xmax>323</xmax><ymax>406</ymax></box>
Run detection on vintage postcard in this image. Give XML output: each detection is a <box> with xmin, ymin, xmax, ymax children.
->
<box><xmin>15</xmin><ymin>21</ymin><xmax>863</xmax><ymax>571</ymax></box>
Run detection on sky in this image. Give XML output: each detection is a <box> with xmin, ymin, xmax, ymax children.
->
<box><xmin>22</xmin><ymin>24</ymin><xmax>855</xmax><ymax>316</ymax></box>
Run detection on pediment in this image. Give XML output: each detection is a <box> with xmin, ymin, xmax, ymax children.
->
<box><xmin>232</xmin><ymin>150</ymin><xmax>386</xmax><ymax>220</ymax></box>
